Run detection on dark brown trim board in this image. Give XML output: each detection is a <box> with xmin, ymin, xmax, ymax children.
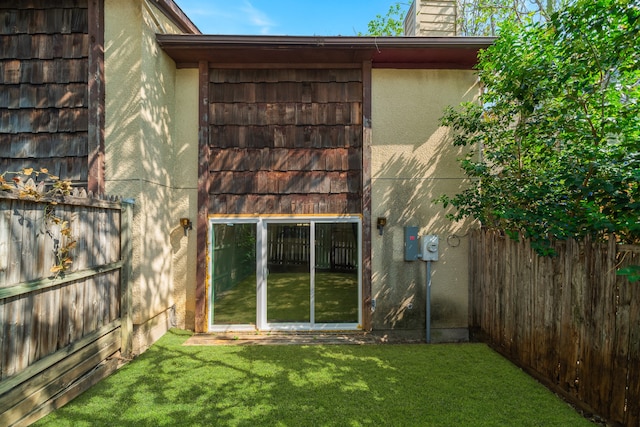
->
<box><xmin>87</xmin><ymin>0</ymin><xmax>105</xmax><ymax>194</ymax></box>
<box><xmin>195</xmin><ymin>61</ymin><xmax>210</xmax><ymax>333</ymax></box>
<box><xmin>361</xmin><ymin>60</ymin><xmax>373</xmax><ymax>331</ymax></box>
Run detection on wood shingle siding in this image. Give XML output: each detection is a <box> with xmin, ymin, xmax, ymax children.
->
<box><xmin>208</xmin><ymin>67</ymin><xmax>363</xmax><ymax>215</ymax></box>
<box><xmin>0</xmin><ymin>58</ymin><xmax>88</xmax><ymax>84</ymax></box>
<box><xmin>211</xmin><ymin>125</ymin><xmax>361</xmax><ymax>149</ymax></box>
<box><xmin>0</xmin><ymin>0</ymin><xmax>89</xmax><ymax>185</ymax></box>
<box><xmin>210</xmin><ymin>103</ymin><xmax>362</xmax><ymax>126</ymax></box>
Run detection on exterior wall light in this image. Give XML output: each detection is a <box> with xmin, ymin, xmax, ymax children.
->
<box><xmin>376</xmin><ymin>217</ymin><xmax>387</xmax><ymax>236</ymax></box>
<box><xmin>180</xmin><ymin>218</ymin><xmax>193</xmax><ymax>236</ymax></box>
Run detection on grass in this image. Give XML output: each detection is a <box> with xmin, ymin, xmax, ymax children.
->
<box><xmin>33</xmin><ymin>329</ymin><xmax>593</xmax><ymax>427</ymax></box>
<box><xmin>214</xmin><ymin>272</ymin><xmax>358</xmax><ymax>324</ymax></box>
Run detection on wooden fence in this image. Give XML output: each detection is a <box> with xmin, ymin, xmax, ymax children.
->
<box><xmin>469</xmin><ymin>228</ymin><xmax>640</xmax><ymax>426</ymax></box>
<box><xmin>0</xmin><ymin>189</ymin><xmax>133</xmax><ymax>427</ymax></box>
<box><xmin>267</xmin><ymin>223</ymin><xmax>358</xmax><ymax>272</ymax></box>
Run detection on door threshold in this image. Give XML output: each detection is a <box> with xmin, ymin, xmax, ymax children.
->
<box><xmin>185</xmin><ymin>331</ymin><xmax>379</xmax><ymax>346</ymax></box>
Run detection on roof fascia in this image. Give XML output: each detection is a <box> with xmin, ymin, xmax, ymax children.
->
<box><xmin>157</xmin><ymin>34</ymin><xmax>494</xmax><ymax>49</ymax></box>
<box><xmin>152</xmin><ymin>0</ymin><xmax>201</xmax><ymax>34</ymax></box>
<box><xmin>156</xmin><ymin>35</ymin><xmax>494</xmax><ymax>69</ymax></box>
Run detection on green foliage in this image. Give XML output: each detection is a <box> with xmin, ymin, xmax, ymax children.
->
<box><xmin>438</xmin><ymin>0</ymin><xmax>640</xmax><ymax>257</ymax></box>
<box><xmin>617</xmin><ymin>265</ymin><xmax>640</xmax><ymax>282</ymax></box>
<box><xmin>361</xmin><ymin>0</ymin><xmax>568</xmax><ymax>37</ymax></box>
<box><xmin>457</xmin><ymin>0</ymin><xmax>570</xmax><ymax>36</ymax></box>
<box><xmin>359</xmin><ymin>2</ymin><xmax>407</xmax><ymax>36</ymax></box>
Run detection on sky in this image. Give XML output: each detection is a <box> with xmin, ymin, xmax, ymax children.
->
<box><xmin>173</xmin><ymin>0</ymin><xmax>405</xmax><ymax>36</ymax></box>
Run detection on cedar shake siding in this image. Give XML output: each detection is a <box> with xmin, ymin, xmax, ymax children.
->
<box><xmin>0</xmin><ymin>0</ymin><xmax>90</xmax><ymax>184</ymax></box>
<box><xmin>208</xmin><ymin>68</ymin><xmax>363</xmax><ymax>215</ymax></box>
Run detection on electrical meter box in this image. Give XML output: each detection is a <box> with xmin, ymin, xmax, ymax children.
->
<box><xmin>421</xmin><ymin>235</ymin><xmax>439</xmax><ymax>261</ymax></box>
<box><xmin>404</xmin><ymin>226</ymin><xmax>420</xmax><ymax>261</ymax></box>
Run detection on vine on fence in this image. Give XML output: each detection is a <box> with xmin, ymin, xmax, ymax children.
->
<box><xmin>1</xmin><ymin>168</ymin><xmax>77</xmax><ymax>276</ymax></box>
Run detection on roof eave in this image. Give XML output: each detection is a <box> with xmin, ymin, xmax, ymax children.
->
<box><xmin>156</xmin><ymin>35</ymin><xmax>495</xmax><ymax>68</ymax></box>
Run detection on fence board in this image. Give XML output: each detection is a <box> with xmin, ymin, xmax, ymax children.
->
<box><xmin>3</xmin><ymin>296</ymin><xmax>18</xmax><ymax>379</ymax></box>
<box><xmin>0</xmin><ymin>332</ymin><xmax>119</xmax><ymax>427</ymax></box>
<box><xmin>7</xmin><ymin>201</ymin><xmax>24</xmax><ymax>287</ymax></box>
<box><xmin>626</xmin><ymin>271</ymin><xmax>640</xmax><ymax>426</ymax></box>
<box><xmin>562</xmin><ymin>239</ymin><xmax>580</xmax><ymax>396</ymax></box>
<box><xmin>0</xmin><ymin>261</ymin><xmax>123</xmax><ymax>300</ymax></box>
<box><xmin>20</xmin><ymin>291</ymin><xmax>34</xmax><ymax>376</ymax></box>
<box><xmin>470</xmin><ymin>229</ymin><xmax>640</xmax><ymax>426</ymax></box>
<box><xmin>0</xmin><ymin>209</ymin><xmax>9</xmax><ymax>287</ymax></box>
<box><xmin>0</xmin><ymin>321</ymin><xmax>120</xmax><ymax>413</ymax></box>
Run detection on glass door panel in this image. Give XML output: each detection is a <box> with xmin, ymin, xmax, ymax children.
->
<box><xmin>211</xmin><ymin>223</ymin><xmax>256</xmax><ymax>325</ymax></box>
<box><xmin>314</xmin><ymin>223</ymin><xmax>359</xmax><ymax>323</ymax></box>
<box><xmin>266</xmin><ymin>223</ymin><xmax>311</xmax><ymax>323</ymax></box>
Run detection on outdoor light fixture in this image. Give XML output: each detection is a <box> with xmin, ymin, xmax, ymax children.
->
<box><xmin>180</xmin><ymin>218</ymin><xmax>193</xmax><ymax>236</ymax></box>
<box><xmin>376</xmin><ymin>217</ymin><xmax>387</xmax><ymax>236</ymax></box>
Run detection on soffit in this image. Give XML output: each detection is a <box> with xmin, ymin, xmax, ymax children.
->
<box><xmin>156</xmin><ymin>35</ymin><xmax>494</xmax><ymax>69</ymax></box>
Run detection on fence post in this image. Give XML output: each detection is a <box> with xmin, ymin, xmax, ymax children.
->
<box><xmin>120</xmin><ymin>199</ymin><xmax>134</xmax><ymax>358</ymax></box>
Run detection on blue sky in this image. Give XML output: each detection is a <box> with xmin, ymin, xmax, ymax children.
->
<box><xmin>173</xmin><ymin>0</ymin><xmax>405</xmax><ymax>36</ymax></box>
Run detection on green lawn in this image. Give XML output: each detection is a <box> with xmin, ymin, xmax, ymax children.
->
<box><xmin>34</xmin><ymin>329</ymin><xmax>593</xmax><ymax>427</ymax></box>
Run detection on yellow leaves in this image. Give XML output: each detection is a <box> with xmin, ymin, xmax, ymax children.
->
<box><xmin>2</xmin><ymin>167</ymin><xmax>78</xmax><ymax>277</ymax></box>
<box><xmin>61</xmin><ymin>224</ymin><xmax>72</xmax><ymax>237</ymax></box>
<box><xmin>52</xmin><ymin>179</ymin><xmax>72</xmax><ymax>195</ymax></box>
<box><xmin>0</xmin><ymin>175</ymin><xmax>12</xmax><ymax>191</ymax></box>
<box><xmin>50</xmin><ymin>255</ymin><xmax>73</xmax><ymax>274</ymax></box>
<box><xmin>1</xmin><ymin>168</ymin><xmax>71</xmax><ymax>198</ymax></box>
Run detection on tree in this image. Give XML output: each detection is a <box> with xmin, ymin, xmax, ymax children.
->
<box><xmin>361</xmin><ymin>0</ymin><xmax>568</xmax><ymax>37</ymax></box>
<box><xmin>456</xmin><ymin>0</ymin><xmax>570</xmax><ymax>35</ymax></box>
<box><xmin>438</xmin><ymin>0</ymin><xmax>640</xmax><ymax>257</ymax></box>
<box><xmin>359</xmin><ymin>2</ymin><xmax>407</xmax><ymax>36</ymax></box>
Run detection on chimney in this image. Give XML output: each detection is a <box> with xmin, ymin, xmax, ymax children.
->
<box><xmin>404</xmin><ymin>0</ymin><xmax>458</xmax><ymax>36</ymax></box>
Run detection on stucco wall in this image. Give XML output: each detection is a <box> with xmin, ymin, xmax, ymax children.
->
<box><xmin>104</xmin><ymin>0</ymin><xmax>195</xmax><ymax>353</ymax></box>
<box><xmin>371</xmin><ymin>68</ymin><xmax>479</xmax><ymax>341</ymax></box>
<box><xmin>171</xmin><ymin>69</ymin><xmax>199</xmax><ymax>331</ymax></box>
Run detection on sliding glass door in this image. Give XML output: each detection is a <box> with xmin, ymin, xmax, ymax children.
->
<box><xmin>209</xmin><ymin>222</ymin><xmax>257</xmax><ymax>327</ymax></box>
<box><xmin>266</xmin><ymin>223</ymin><xmax>311</xmax><ymax>323</ymax></box>
<box><xmin>313</xmin><ymin>223</ymin><xmax>359</xmax><ymax>324</ymax></box>
<box><xmin>209</xmin><ymin>217</ymin><xmax>361</xmax><ymax>331</ymax></box>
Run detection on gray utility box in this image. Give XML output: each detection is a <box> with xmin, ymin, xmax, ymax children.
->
<box><xmin>404</xmin><ymin>226</ymin><xmax>420</xmax><ymax>261</ymax></box>
<box><xmin>421</xmin><ymin>235</ymin><xmax>439</xmax><ymax>261</ymax></box>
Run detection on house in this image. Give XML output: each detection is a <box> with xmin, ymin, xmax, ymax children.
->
<box><xmin>0</xmin><ymin>0</ymin><xmax>492</xmax><ymax>353</ymax></box>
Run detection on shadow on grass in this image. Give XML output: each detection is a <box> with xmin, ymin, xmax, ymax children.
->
<box><xmin>34</xmin><ymin>329</ymin><xmax>593</xmax><ymax>427</ymax></box>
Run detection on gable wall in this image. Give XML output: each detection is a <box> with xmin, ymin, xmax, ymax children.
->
<box><xmin>208</xmin><ymin>68</ymin><xmax>363</xmax><ymax>215</ymax></box>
